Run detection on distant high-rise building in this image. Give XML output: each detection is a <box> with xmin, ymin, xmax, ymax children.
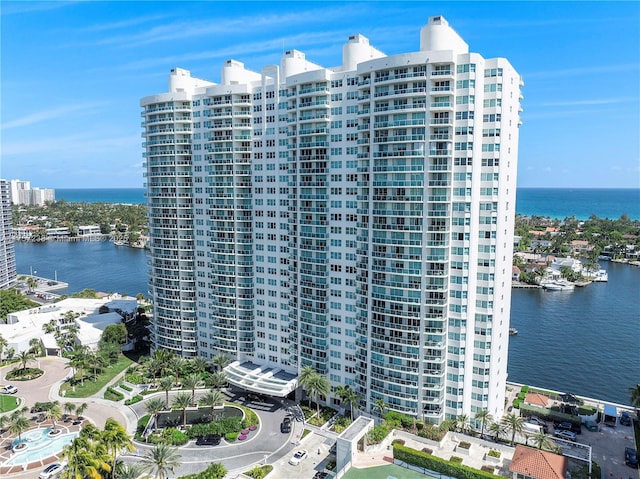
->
<box><xmin>9</xmin><ymin>179</ymin><xmax>55</xmax><ymax>206</ymax></box>
<box><xmin>0</xmin><ymin>180</ymin><xmax>17</xmax><ymax>289</ymax></box>
<box><xmin>142</xmin><ymin>16</ymin><xmax>523</xmax><ymax>423</ymax></box>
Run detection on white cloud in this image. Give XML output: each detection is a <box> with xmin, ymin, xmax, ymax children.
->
<box><xmin>1</xmin><ymin>102</ymin><xmax>108</xmax><ymax>130</ymax></box>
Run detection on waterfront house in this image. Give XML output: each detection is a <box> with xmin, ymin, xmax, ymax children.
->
<box><xmin>569</xmin><ymin>240</ymin><xmax>594</xmax><ymax>254</ymax></box>
<box><xmin>512</xmin><ymin>266</ymin><xmax>521</xmax><ymax>281</ymax></box>
<box><xmin>76</xmin><ymin>225</ymin><xmax>102</xmax><ymax>237</ymax></box>
<box><xmin>524</xmin><ymin>392</ymin><xmax>550</xmax><ymax>408</ymax></box>
<box><xmin>509</xmin><ymin>445</ymin><xmax>567</xmax><ymax>479</ymax></box>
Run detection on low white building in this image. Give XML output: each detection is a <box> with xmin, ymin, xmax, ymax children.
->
<box><xmin>1</xmin><ymin>295</ymin><xmax>137</xmax><ymax>358</ymax></box>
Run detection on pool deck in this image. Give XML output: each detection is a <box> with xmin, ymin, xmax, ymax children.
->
<box><xmin>0</xmin><ymin>421</ymin><xmax>85</xmax><ymax>474</ymax></box>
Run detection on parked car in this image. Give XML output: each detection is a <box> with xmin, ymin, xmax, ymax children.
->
<box><xmin>620</xmin><ymin>411</ymin><xmax>632</xmax><ymax>426</ymax></box>
<box><xmin>39</xmin><ymin>462</ymin><xmax>67</xmax><ymax>479</ymax></box>
<box><xmin>0</xmin><ymin>385</ymin><xmax>18</xmax><ymax>394</ymax></box>
<box><xmin>313</xmin><ymin>473</ymin><xmax>329</xmax><ymax>479</ymax></box>
<box><xmin>195</xmin><ymin>434</ymin><xmax>221</xmax><ymax>446</ymax></box>
<box><xmin>625</xmin><ymin>447</ymin><xmax>639</xmax><ymax>467</ymax></box>
<box><xmin>526</xmin><ymin>417</ymin><xmax>548</xmax><ymax>433</ymax></box>
<box><xmin>280</xmin><ymin>417</ymin><xmax>292</xmax><ymax>433</ymax></box>
<box><xmin>288</xmin><ymin>449</ymin><xmax>308</xmax><ymax>465</ymax></box>
<box><xmin>554</xmin><ymin>430</ymin><xmax>577</xmax><ymax>442</ymax></box>
<box><xmin>555</xmin><ymin>421</ymin><xmax>573</xmax><ymax>431</ymax></box>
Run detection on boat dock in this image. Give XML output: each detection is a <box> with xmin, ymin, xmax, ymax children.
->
<box><xmin>512</xmin><ymin>282</ymin><xmax>541</xmax><ymax>289</ymax></box>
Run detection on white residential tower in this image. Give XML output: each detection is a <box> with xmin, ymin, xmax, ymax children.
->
<box><xmin>141</xmin><ymin>16</ymin><xmax>523</xmax><ymax>423</ymax></box>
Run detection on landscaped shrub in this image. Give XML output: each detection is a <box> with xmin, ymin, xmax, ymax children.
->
<box><xmin>512</xmin><ymin>399</ymin><xmax>523</xmax><ymax>409</ymax></box>
<box><xmin>301</xmin><ymin>428</ymin><xmax>311</xmax><ymax>439</ymax></box>
<box><xmin>384</xmin><ymin>411</ymin><xmax>414</xmax><ymax>428</ymax></box>
<box><xmin>104</xmin><ymin>387</ymin><xmax>124</xmax><ymax>401</ymax></box>
<box><xmin>458</xmin><ymin>441</ymin><xmax>471</xmax><ymax>449</ymax></box>
<box><xmin>578</xmin><ymin>405</ymin><xmax>597</xmax><ymax>415</ymax></box>
<box><xmin>325</xmin><ymin>459</ymin><xmax>336</xmax><ymax>471</ymax></box>
<box><xmin>225</xmin><ymin>432</ymin><xmax>239</xmax><ymax>442</ymax></box>
<box><xmin>333</xmin><ymin>416</ymin><xmax>352</xmax><ymax>433</ymax></box>
<box><xmin>177</xmin><ymin>463</ymin><xmax>227</xmax><ymax>479</ymax></box>
<box><xmin>125</xmin><ymin>395</ymin><xmax>143</xmax><ymax>406</ymax></box>
<box><xmin>417</xmin><ymin>423</ymin><xmax>446</xmax><ymax>442</ymax></box>
<box><xmin>243</xmin><ymin>465</ymin><xmax>272</xmax><ymax>479</ymax></box>
<box><xmin>148</xmin><ymin>427</ymin><xmax>189</xmax><ymax>446</ymax></box>
<box><xmin>119</xmin><ymin>383</ymin><xmax>133</xmax><ymax>392</ymax></box>
<box><xmin>521</xmin><ymin>385</ymin><xmax>529</xmax><ymax>393</ymax></box>
<box><xmin>422</xmin><ymin>447</ymin><xmax>433</xmax><ymax>454</ymax></box>
<box><xmin>125</xmin><ymin>373</ymin><xmax>144</xmax><ymax>384</ymax></box>
<box><xmin>392</xmin><ymin>439</ymin><xmax>405</xmax><ymax>446</ymax></box>
<box><xmin>487</xmin><ymin>450</ymin><xmax>501</xmax><ymax>458</ymax></box>
<box><xmin>450</xmin><ymin>456</ymin><xmax>463</xmax><ymax>463</ymax></box>
<box><xmin>393</xmin><ymin>443</ymin><xmax>503</xmax><ymax>479</ymax></box>
<box><xmin>366</xmin><ymin>424</ymin><xmax>390</xmax><ymax>444</ymax></box>
<box><xmin>516</xmin><ymin>391</ymin><xmax>526</xmax><ymax>400</ymax></box>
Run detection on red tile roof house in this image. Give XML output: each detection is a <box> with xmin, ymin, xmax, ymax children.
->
<box><xmin>525</xmin><ymin>392</ymin><xmax>550</xmax><ymax>408</ymax></box>
<box><xmin>509</xmin><ymin>445</ymin><xmax>567</xmax><ymax>479</ymax></box>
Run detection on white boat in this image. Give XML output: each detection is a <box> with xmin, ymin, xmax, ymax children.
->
<box><xmin>541</xmin><ymin>279</ymin><xmax>575</xmax><ymax>291</ymax></box>
<box><xmin>590</xmin><ymin>269</ymin><xmax>608</xmax><ymax>282</ymax></box>
<box><xmin>509</xmin><ymin>328</ymin><xmax>518</xmax><ymax>336</ymax></box>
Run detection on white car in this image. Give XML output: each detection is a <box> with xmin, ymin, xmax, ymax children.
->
<box><xmin>39</xmin><ymin>462</ymin><xmax>67</xmax><ymax>479</ymax></box>
<box><xmin>0</xmin><ymin>385</ymin><xmax>18</xmax><ymax>394</ymax></box>
<box><xmin>288</xmin><ymin>449</ymin><xmax>308</xmax><ymax>466</ymax></box>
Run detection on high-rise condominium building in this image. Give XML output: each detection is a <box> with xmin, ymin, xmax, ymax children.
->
<box><xmin>142</xmin><ymin>16</ymin><xmax>523</xmax><ymax>423</ymax></box>
<box><xmin>9</xmin><ymin>179</ymin><xmax>55</xmax><ymax>206</ymax></box>
<box><xmin>0</xmin><ymin>180</ymin><xmax>18</xmax><ymax>289</ymax></box>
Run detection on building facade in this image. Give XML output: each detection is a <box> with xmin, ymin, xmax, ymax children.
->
<box><xmin>142</xmin><ymin>16</ymin><xmax>523</xmax><ymax>423</ymax></box>
<box><xmin>9</xmin><ymin>179</ymin><xmax>55</xmax><ymax>206</ymax></box>
<box><xmin>0</xmin><ymin>180</ymin><xmax>18</xmax><ymax>289</ymax></box>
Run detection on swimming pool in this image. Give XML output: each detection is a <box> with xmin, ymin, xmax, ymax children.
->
<box><xmin>4</xmin><ymin>428</ymin><xmax>78</xmax><ymax>466</ymax></box>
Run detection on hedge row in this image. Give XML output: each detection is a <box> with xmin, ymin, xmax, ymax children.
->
<box><xmin>125</xmin><ymin>395</ymin><xmax>143</xmax><ymax>406</ymax></box>
<box><xmin>393</xmin><ymin>443</ymin><xmax>503</xmax><ymax>479</ymax></box>
<box><xmin>519</xmin><ymin>403</ymin><xmax>581</xmax><ymax>426</ymax></box>
<box><xmin>104</xmin><ymin>387</ymin><xmax>124</xmax><ymax>401</ymax></box>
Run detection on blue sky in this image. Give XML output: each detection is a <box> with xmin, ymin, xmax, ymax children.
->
<box><xmin>1</xmin><ymin>1</ymin><xmax>639</xmax><ymax>189</ymax></box>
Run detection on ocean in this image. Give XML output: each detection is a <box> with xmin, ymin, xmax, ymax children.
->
<box><xmin>55</xmin><ymin>187</ymin><xmax>640</xmax><ymax>220</ymax></box>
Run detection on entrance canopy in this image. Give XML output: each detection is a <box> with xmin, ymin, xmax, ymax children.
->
<box><xmin>224</xmin><ymin>361</ymin><xmax>298</xmax><ymax>397</ymax></box>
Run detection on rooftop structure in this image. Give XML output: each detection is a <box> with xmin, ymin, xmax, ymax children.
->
<box><xmin>142</xmin><ymin>16</ymin><xmax>522</xmax><ymax>422</ymax></box>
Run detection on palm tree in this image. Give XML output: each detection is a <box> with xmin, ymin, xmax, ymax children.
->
<box><xmin>172</xmin><ymin>392</ymin><xmax>192</xmax><ymax>428</ymax></box>
<box><xmin>209</xmin><ymin>371</ymin><xmax>227</xmax><ymax>390</ymax></box>
<box><xmin>61</xmin><ymin>434</ymin><xmax>111</xmax><ymax>479</ymax></box>
<box><xmin>168</xmin><ymin>356</ymin><xmax>185</xmax><ymax>383</ymax></box>
<box><xmin>76</xmin><ymin>402</ymin><xmax>88</xmax><ymax>420</ymax></box>
<box><xmin>307</xmin><ymin>374</ymin><xmax>330</xmax><ymax>417</ymax></box>
<box><xmin>0</xmin><ymin>333</ymin><xmax>7</xmax><ymax>363</ymax></box>
<box><xmin>29</xmin><ymin>337</ymin><xmax>41</xmax><ymax>356</ymax></box>
<box><xmin>145</xmin><ymin>357</ymin><xmax>164</xmax><ymax>384</ymax></box>
<box><xmin>64</xmin><ymin>403</ymin><xmax>76</xmax><ymax>420</ymax></box>
<box><xmin>455</xmin><ymin>414</ymin><xmax>470</xmax><ymax>434</ymax></box>
<box><xmin>182</xmin><ymin>373</ymin><xmax>203</xmax><ymax>405</ymax></box>
<box><xmin>502</xmin><ymin>413</ymin><xmax>524</xmax><ymax>446</ymax></box>
<box><xmin>475</xmin><ymin>409</ymin><xmax>494</xmax><ymax>438</ymax></box>
<box><xmin>140</xmin><ymin>443</ymin><xmax>181</xmax><ymax>479</ymax></box>
<box><xmin>190</xmin><ymin>356</ymin><xmax>209</xmax><ymax>374</ymax></box>
<box><xmin>200</xmin><ymin>390</ymin><xmax>225</xmax><ymax>420</ymax></box>
<box><xmin>629</xmin><ymin>383</ymin><xmax>640</xmax><ymax>415</ymax></box>
<box><xmin>212</xmin><ymin>353</ymin><xmax>229</xmax><ymax>372</ymax></box>
<box><xmin>373</xmin><ymin>398</ymin><xmax>387</xmax><ymax>417</ymax></box>
<box><xmin>336</xmin><ymin>385</ymin><xmax>360</xmax><ymax>419</ymax></box>
<box><xmin>102</xmin><ymin>418</ymin><xmax>134</xmax><ymax>479</ymax></box>
<box><xmin>113</xmin><ymin>462</ymin><xmax>143</xmax><ymax>479</ymax></box>
<box><xmin>158</xmin><ymin>376</ymin><xmax>174</xmax><ymax>407</ymax></box>
<box><xmin>16</xmin><ymin>350</ymin><xmax>33</xmax><ymax>371</ymax></box>
<box><xmin>46</xmin><ymin>404</ymin><xmax>63</xmax><ymax>432</ymax></box>
<box><xmin>531</xmin><ymin>430</ymin><xmax>555</xmax><ymax>451</ymax></box>
<box><xmin>9</xmin><ymin>415</ymin><xmax>30</xmax><ymax>443</ymax></box>
<box><xmin>145</xmin><ymin>398</ymin><xmax>167</xmax><ymax>431</ymax></box>
<box><xmin>487</xmin><ymin>420</ymin><xmax>505</xmax><ymax>442</ymax></box>
<box><xmin>298</xmin><ymin>365</ymin><xmax>318</xmax><ymax>407</ymax></box>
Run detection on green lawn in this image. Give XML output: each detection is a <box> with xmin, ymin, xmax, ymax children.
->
<box><xmin>0</xmin><ymin>394</ymin><xmax>20</xmax><ymax>413</ymax></box>
<box><xmin>343</xmin><ymin>464</ymin><xmax>435</xmax><ymax>479</ymax></box>
<box><xmin>60</xmin><ymin>352</ymin><xmax>140</xmax><ymax>398</ymax></box>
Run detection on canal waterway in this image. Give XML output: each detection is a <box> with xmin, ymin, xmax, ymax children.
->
<box><xmin>13</xmin><ymin>241</ymin><xmax>640</xmax><ymax>405</ymax></box>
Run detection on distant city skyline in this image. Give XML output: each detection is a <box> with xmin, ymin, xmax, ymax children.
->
<box><xmin>1</xmin><ymin>1</ymin><xmax>639</xmax><ymax>188</ymax></box>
